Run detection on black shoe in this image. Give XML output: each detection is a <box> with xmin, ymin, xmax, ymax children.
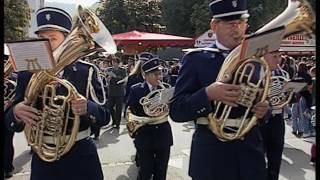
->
<box><xmin>291</xmin><ymin>131</ymin><xmax>297</xmax><ymax>135</ymax></box>
<box><xmin>4</xmin><ymin>171</ymin><xmax>13</xmax><ymax>178</ymax></box>
<box><xmin>93</xmin><ymin>136</ymin><xmax>99</xmax><ymax>141</ymax></box>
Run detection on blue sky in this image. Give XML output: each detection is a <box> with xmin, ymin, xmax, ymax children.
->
<box><xmin>45</xmin><ymin>0</ymin><xmax>99</xmax><ymax>7</ymax></box>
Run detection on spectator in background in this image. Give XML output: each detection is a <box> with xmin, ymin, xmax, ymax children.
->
<box><xmin>107</xmin><ymin>56</ymin><xmax>127</xmax><ymax>130</ymax></box>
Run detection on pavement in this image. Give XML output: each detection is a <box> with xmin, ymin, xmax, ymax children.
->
<box><xmin>6</xmin><ymin>118</ymin><xmax>315</xmax><ymax>180</ymax></box>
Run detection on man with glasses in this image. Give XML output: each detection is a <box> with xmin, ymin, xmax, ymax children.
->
<box><xmin>170</xmin><ymin>0</ymin><xmax>269</xmax><ymax>179</ymax></box>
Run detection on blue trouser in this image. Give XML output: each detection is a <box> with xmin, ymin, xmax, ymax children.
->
<box><xmin>260</xmin><ymin>114</ymin><xmax>285</xmax><ymax>180</ymax></box>
<box><xmin>4</xmin><ymin>129</ymin><xmax>15</xmax><ymax>173</ymax></box>
<box><xmin>189</xmin><ymin>125</ymin><xmax>266</xmax><ymax>180</ymax></box>
<box><xmin>291</xmin><ymin>103</ymin><xmax>303</xmax><ymax>133</ymax></box>
<box><xmin>30</xmin><ymin>138</ymin><xmax>103</xmax><ymax>180</ymax></box>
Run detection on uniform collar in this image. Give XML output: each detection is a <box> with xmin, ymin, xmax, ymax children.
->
<box><xmin>145</xmin><ymin>81</ymin><xmax>157</xmax><ymax>91</ymax></box>
<box><xmin>215</xmin><ymin>40</ymin><xmax>231</xmax><ymax>51</ymax></box>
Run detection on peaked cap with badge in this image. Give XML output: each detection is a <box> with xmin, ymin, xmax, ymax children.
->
<box><xmin>209</xmin><ymin>0</ymin><xmax>249</xmax><ymax>21</ymax></box>
<box><xmin>35</xmin><ymin>7</ymin><xmax>72</xmax><ymax>34</ymax></box>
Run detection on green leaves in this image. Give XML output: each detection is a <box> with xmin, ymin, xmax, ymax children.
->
<box><xmin>4</xmin><ymin>0</ymin><xmax>31</xmax><ymax>41</ymax></box>
<box><xmin>97</xmin><ymin>0</ymin><xmax>164</xmax><ymax>34</ymax></box>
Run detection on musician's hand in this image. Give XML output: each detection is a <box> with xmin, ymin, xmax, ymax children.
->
<box><xmin>206</xmin><ymin>82</ymin><xmax>241</xmax><ymax>107</ymax></box>
<box><xmin>13</xmin><ymin>99</ymin><xmax>39</xmax><ymax>126</ymax></box>
<box><xmin>252</xmin><ymin>101</ymin><xmax>269</xmax><ymax>119</ymax></box>
<box><xmin>71</xmin><ymin>95</ymin><xmax>87</xmax><ymax>116</ymax></box>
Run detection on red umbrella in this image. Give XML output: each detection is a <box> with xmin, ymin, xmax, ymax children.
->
<box><xmin>112</xmin><ymin>30</ymin><xmax>195</xmax><ymax>47</ymax></box>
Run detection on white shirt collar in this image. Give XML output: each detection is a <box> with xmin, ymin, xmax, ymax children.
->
<box><xmin>215</xmin><ymin>40</ymin><xmax>230</xmax><ymax>51</ymax></box>
<box><xmin>146</xmin><ymin>81</ymin><xmax>154</xmax><ymax>91</ymax></box>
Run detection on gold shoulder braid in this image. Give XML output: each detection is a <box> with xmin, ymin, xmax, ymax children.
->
<box><xmin>85</xmin><ymin>64</ymin><xmax>107</xmax><ymax>105</ymax></box>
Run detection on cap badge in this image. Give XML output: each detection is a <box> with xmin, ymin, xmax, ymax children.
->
<box><xmin>232</xmin><ymin>0</ymin><xmax>238</xmax><ymax>7</ymax></box>
<box><xmin>45</xmin><ymin>14</ymin><xmax>51</xmax><ymax>21</ymax></box>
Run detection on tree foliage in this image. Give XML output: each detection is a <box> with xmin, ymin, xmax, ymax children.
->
<box><xmin>161</xmin><ymin>0</ymin><xmax>316</xmax><ymax>37</ymax></box>
<box><xmin>97</xmin><ymin>0</ymin><xmax>163</xmax><ymax>34</ymax></box>
<box><xmin>4</xmin><ymin>0</ymin><xmax>31</xmax><ymax>41</ymax></box>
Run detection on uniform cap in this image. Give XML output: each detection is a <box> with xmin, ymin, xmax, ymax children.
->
<box><xmin>35</xmin><ymin>7</ymin><xmax>72</xmax><ymax>34</ymax></box>
<box><xmin>209</xmin><ymin>0</ymin><xmax>249</xmax><ymax>21</ymax></box>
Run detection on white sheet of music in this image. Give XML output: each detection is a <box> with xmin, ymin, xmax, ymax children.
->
<box><xmin>160</xmin><ymin>87</ymin><xmax>175</xmax><ymax>104</ymax></box>
<box><xmin>283</xmin><ymin>81</ymin><xmax>307</xmax><ymax>93</ymax></box>
<box><xmin>240</xmin><ymin>26</ymin><xmax>285</xmax><ymax>60</ymax></box>
<box><xmin>7</xmin><ymin>39</ymin><xmax>55</xmax><ymax>72</ymax></box>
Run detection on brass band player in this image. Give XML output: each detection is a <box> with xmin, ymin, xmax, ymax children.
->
<box><xmin>126</xmin><ymin>58</ymin><xmax>173</xmax><ymax>180</ymax></box>
<box><xmin>5</xmin><ymin>7</ymin><xmax>106</xmax><ymax>180</ymax></box>
<box><xmin>260</xmin><ymin>50</ymin><xmax>292</xmax><ymax>180</ymax></box>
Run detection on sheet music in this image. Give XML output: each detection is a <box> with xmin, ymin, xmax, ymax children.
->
<box><xmin>7</xmin><ymin>39</ymin><xmax>55</xmax><ymax>72</ymax></box>
<box><xmin>283</xmin><ymin>81</ymin><xmax>307</xmax><ymax>93</ymax></box>
<box><xmin>160</xmin><ymin>87</ymin><xmax>175</xmax><ymax>104</ymax></box>
<box><xmin>240</xmin><ymin>26</ymin><xmax>285</xmax><ymax>60</ymax></box>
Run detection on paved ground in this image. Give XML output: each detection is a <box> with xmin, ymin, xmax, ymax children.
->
<box><xmin>6</xmin><ymin>118</ymin><xmax>315</xmax><ymax>180</ymax></box>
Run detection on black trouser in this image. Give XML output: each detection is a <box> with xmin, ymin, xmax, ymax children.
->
<box><xmin>90</xmin><ymin>123</ymin><xmax>101</xmax><ymax>139</ymax></box>
<box><xmin>108</xmin><ymin>96</ymin><xmax>124</xmax><ymax>128</ymax></box>
<box><xmin>137</xmin><ymin>148</ymin><xmax>170</xmax><ymax>180</ymax></box>
<box><xmin>259</xmin><ymin>114</ymin><xmax>285</xmax><ymax>180</ymax></box>
<box><xmin>4</xmin><ymin>129</ymin><xmax>15</xmax><ymax>173</ymax></box>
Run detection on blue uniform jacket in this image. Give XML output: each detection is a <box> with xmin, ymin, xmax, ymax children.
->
<box><xmin>5</xmin><ymin>60</ymin><xmax>106</xmax><ymax>133</ymax></box>
<box><xmin>169</xmin><ymin>46</ymin><xmax>267</xmax><ymax>180</ymax></box>
<box><xmin>4</xmin><ymin>60</ymin><xmax>106</xmax><ymax>180</ymax></box>
<box><xmin>127</xmin><ymin>81</ymin><xmax>173</xmax><ymax>150</ymax></box>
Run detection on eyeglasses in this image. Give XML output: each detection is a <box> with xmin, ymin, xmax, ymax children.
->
<box><xmin>219</xmin><ymin>20</ymin><xmax>247</xmax><ymax>28</ymax></box>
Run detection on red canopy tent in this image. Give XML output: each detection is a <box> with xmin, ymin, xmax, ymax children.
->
<box><xmin>112</xmin><ymin>30</ymin><xmax>194</xmax><ymax>54</ymax></box>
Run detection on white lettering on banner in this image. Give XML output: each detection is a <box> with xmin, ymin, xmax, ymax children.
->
<box><xmin>281</xmin><ymin>34</ymin><xmax>315</xmax><ymax>47</ymax></box>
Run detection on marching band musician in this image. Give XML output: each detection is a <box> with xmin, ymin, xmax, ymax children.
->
<box><xmin>5</xmin><ymin>7</ymin><xmax>106</xmax><ymax>180</ymax></box>
<box><xmin>260</xmin><ymin>50</ymin><xmax>288</xmax><ymax>180</ymax></box>
<box><xmin>169</xmin><ymin>0</ymin><xmax>269</xmax><ymax>179</ymax></box>
<box><xmin>126</xmin><ymin>58</ymin><xmax>173</xmax><ymax>180</ymax></box>
<box><xmin>3</xmin><ymin>44</ymin><xmax>17</xmax><ymax>178</ymax></box>
<box><xmin>124</xmin><ymin>52</ymin><xmax>156</xmax><ymax>118</ymax></box>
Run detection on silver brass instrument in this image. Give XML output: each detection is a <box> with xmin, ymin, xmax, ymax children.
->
<box><xmin>24</xmin><ymin>5</ymin><xmax>116</xmax><ymax>162</ymax></box>
<box><xmin>268</xmin><ymin>66</ymin><xmax>294</xmax><ymax>109</ymax></box>
<box><xmin>208</xmin><ymin>0</ymin><xmax>315</xmax><ymax>141</ymax></box>
<box><xmin>126</xmin><ymin>81</ymin><xmax>174</xmax><ymax>138</ymax></box>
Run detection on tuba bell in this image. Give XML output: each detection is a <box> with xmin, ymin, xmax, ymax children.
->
<box><xmin>126</xmin><ymin>81</ymin><xmax>174</xmax><ymax>138</ymax></box>
<box><xmin>24</xmin><ymin>5</ymin><xmax>116</xmax><ymax>162</ymax></box>
<box><xmin>208</xmin><ymin>0</ymin><xmax>315</xmax><ymax>141</ymax></box>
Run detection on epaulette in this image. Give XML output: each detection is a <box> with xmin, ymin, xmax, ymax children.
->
<box><xmin>182</xmin><ymin>47</ymin><xmax>220</xmax><ymax>55</ymax></box>
<box><xmin>78</xmin><ymin>60</ymin><xmax>100</xmax><ymax>72</ymax></box>
<box><xmin>132</xmin><ymin>82</ymin><xmax>144</xmax><ymax>89</ymax></box>
<box><xmin>77</xmin><ymin>59</ymin><xmax>96</xmax><ymax>67</ymax></box>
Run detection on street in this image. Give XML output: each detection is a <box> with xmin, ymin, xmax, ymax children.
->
<box><xmin>7</xmin><ymin>118</ymin><xmax>315</xmax><ymax>180</ymax></box>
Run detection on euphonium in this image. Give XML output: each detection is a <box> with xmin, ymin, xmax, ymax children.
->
<box><xmin>268</xmin><ymin>66</ymin><xmax>294</xmax><ymax>109</ymax></box>
<box><xmin>24</xmin><ymin>5</ymin><xmax>116</xmax><ymax>162</ymax></box>
<box><xmin>208</xmin><ymin>0</ymin><xmax>315</xmax><ymax>141</ymax></box>
<box><xmin>126</xmin><ymin>81</ymin><xmax>174</xmax><ymax>138</ymax></box>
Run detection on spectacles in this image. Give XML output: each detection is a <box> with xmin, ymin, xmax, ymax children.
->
<box><xmin>219</xmin><ymin>20</ymin><xmax>247</xmax><ymax>28</ymax></box>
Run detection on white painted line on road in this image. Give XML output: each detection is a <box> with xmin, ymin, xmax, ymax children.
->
<box><xmin>282</xmin><ymin>154</ymin><xmax>294</xmax><ymax>165</ymax></box>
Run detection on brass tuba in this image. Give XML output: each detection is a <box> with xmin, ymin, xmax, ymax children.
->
<box><xmin>24</xmin><ymin>5</ymin><xmax>116</xmax><ymax>162</ymax></box>
<box><xmin>126</xmin><ymin>81</ymin><xmax>174</xmax><ymax>138</ymax></box>
<box><xmin>208</xmin><ymin>0</ymin><xmax>315</xmax><ymax>141</ymax></box>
